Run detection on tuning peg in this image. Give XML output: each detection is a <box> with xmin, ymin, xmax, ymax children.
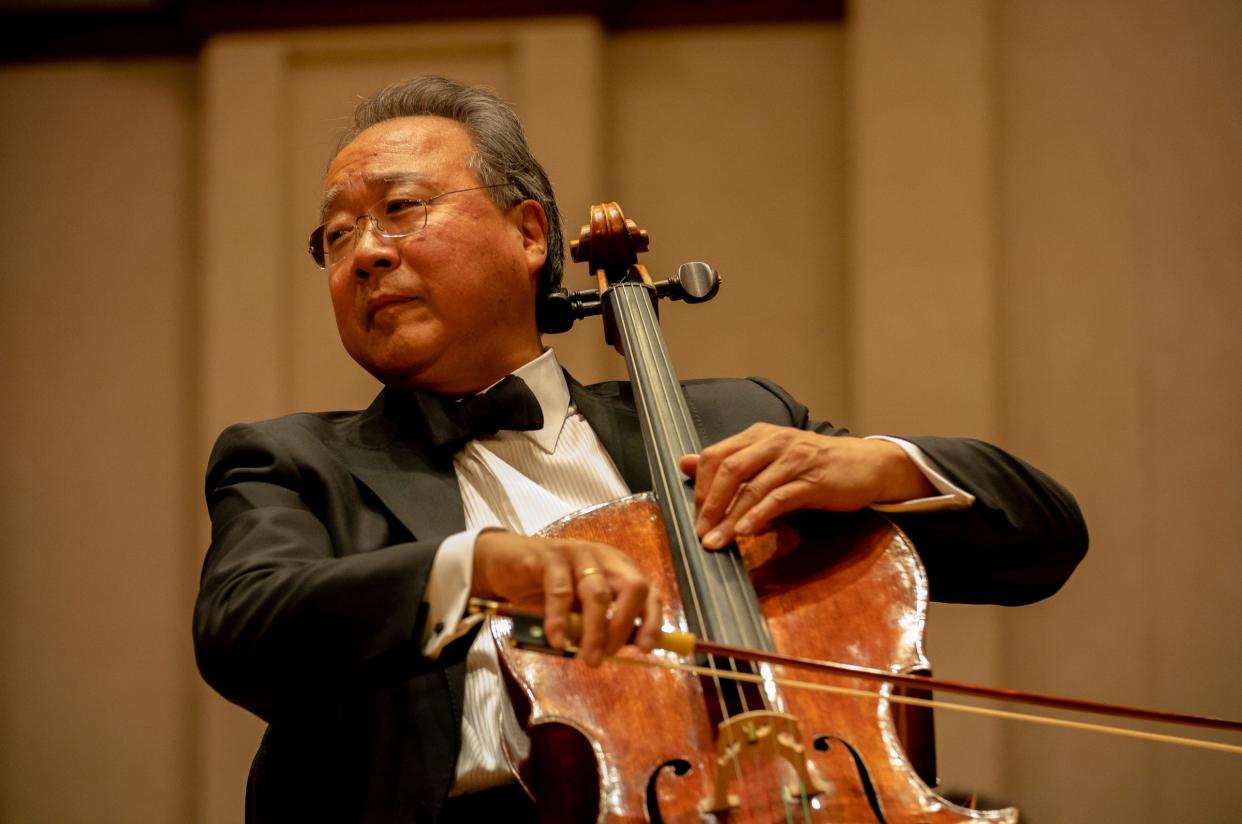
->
<box><xmin>655</xmin><ymin>261</ymin><xmax>720</xmax><ymax>304</ymax></box>
<box><xmin>537</xmin><ymin>287</ymin><xmax>603</xmax><ymax>333</ymax></box>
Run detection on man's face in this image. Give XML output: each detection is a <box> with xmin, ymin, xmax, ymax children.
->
<box><xmin>322</xmin><ymin>116</ymin><xmax>547</xmax><ymax>394</ymax></box>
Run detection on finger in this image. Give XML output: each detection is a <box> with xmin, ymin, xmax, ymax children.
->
<box><xmin>633</xmin><ymin>586</ymin><xmax>664</xmax><ymax>653</ymax></box>
<box><xmin>693</xmin><ymin>424</ymin><xmax>791</xmax><ymax>527</ymax></box>
<box><xmin>540</xmin><ymin>549</ymin><xmax>576</xmax><ymax>650</ymax></box>
<box><xmin>678</xmin><ymin>453</ymin><xmax>700</xmax><ymax>478</ymax></box>
<box><xmin>701</xmin><ymin>478</ymin><xmax>765</xmax><ymax>549</ymax></box>
<box><xmin>690</xmin><ymin>429</ymin><xmax>757</xmax><ymax>515</ymax></box>
<box><xmin>703</xmin><ymin>441</ymin><xmax>825</xmax><ymax>547</ymax></box>
<box><xmin>731</xmin><ymin>436</ymin><xmax>890</xmax><ymax>529</ymax></box>
<box><xmin>602</xmin><ymin>571</ymin><xmax>650</xmax><ymax>658</ymax></box>
<box><xmin>725</xmin><ymin>447</ymin><xmax>813</xmax><ymax>530</ymax></box>
<box><xmin>734</xmin><ymin>478</ymin><xmax>819</xmax><ymax>538</ymax></box>
<box><xmin>697</xmin><ymin>437</ymin><xmax>787</xmax><ymax>545</ymax></box>
<box><xmin>573</xmin><ymin>560</ymin><xmax>612</xmax><ymax>666</ymax></box>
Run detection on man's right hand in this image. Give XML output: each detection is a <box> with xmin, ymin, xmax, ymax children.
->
<box><xmin>471</xmin><ymin>531</ymin><xmax>662</xmax><ymax>667</ymax></box>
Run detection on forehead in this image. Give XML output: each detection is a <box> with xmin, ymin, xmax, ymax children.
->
<box><xmin>322</xmin><ymin>116</ymin><xmax>477</xmax><ymax>212</ymax></box>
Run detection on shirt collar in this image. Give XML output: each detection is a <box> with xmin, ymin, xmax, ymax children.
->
<box><xmin>498</xmin><ymin>348</ymin><xmax>569</xmax><ymax>453</ymax></box>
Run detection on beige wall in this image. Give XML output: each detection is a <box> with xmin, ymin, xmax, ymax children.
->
<box><xmin>2</xmin><ymin>3</ymin><xmax>1239</xmax><ymax>822</ymax></box>
<box><xmin>997</xmin><ymin>2</ymin><xmax>1242</xmax><ymax>818</ymax></box>
<box><xmin>0</xmin><ymin>60</ymin><xmax>199</xmax><ymax>822</ymax></box>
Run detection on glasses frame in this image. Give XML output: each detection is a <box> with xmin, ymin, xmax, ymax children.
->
<box><xmin>308</xmin><ymin>182</ymin><xmax>514</xmax><ymax>269</ymax></box>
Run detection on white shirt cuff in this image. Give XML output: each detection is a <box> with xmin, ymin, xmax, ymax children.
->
<box><xmin>421</xmin><ymin>526</ymin><xmax>497</xmax><ymax>657</ymax></box>
<box><xmin>864</xmin><ymin>436</ymin><xmax>975</xmax><ymax>513</ymax></box>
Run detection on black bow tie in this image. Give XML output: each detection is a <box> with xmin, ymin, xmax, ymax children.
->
<box><xmin>415</xmin><ymin>374</ymin><xmax>544</xmax><ymax>451</ymax></box>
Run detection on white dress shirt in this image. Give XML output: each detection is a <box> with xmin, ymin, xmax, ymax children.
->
<box><xmin>418</xmin><ymin>349</ymin><xmax>972</xmax><ymax>793</ymax></box>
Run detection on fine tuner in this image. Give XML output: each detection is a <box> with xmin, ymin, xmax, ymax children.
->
<box><xmin>537</xmin><ymin>260</ymin><xmax>721</xmax><ymax>333</ymax></box>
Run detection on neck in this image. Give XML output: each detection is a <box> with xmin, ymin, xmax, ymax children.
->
<box><xmin>398</xmin><ymin>342</ymin><xmax>546</xmax><ymax>397</ymax></box>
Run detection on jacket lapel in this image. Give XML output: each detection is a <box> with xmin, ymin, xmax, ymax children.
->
<box><xmin>331</xmin><ymin>379</ymin><xmax>654</xmax><ymax>536</ymax></box>
<box><xmin>568</xmin><ymin>377</ymin><xmax>653</xmax><ymax>494</ymax></box>
<box><xmin>331</xmin><ymin>388</ymin><xmax>467</xmax><ymax>540</ymax></box>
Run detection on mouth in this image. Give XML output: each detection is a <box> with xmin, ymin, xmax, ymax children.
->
<box><xmin>366</xmin><ymin>294</ymin><xmax>419</xmax><ymax>324</ymax></box>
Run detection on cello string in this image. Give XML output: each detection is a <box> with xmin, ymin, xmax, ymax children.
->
<box><xmin>610</xmin><ymin>283</ymin><xmax>749</xmax><ymax>767</ymax></box>
<box><xmin>612</xmin><ymin>281</ymin><xmax>758</xmax><ymax>807</ymax></box>
<box><xmin>620</xmin><ymin>282</ymin><xmax>772</xmax><ymax>717</ymax></box>
<box><xmin>614</xmin><ymin>274</ymin><xmax>820</xmax><ymax>821</ymax></box>
<box><xmin>620</xmin><ymin>283</ymin><xmax>820</xmax><ymax>823</ymax></box>
<box><xmin>618</xmin><ymin>281</ymin><xmax>777</xmax><ymax>671</ymax></box>
<box><xmin>609</xmin><ymin>263</ymin><xmax>847</xmax><ymax>813</ymax></box>
<box><xmin>615</xmin><ymin>281</ymin><xmax>730</xmax><ymax>648</ymax></box>
<box><xmin>603</xmin><ymin>654</ymin><xmax>1242</xmax><ymax>756</ymax></box>
<box><xmin>612</xmin><ymin>284</ymin><xmax>713</xmax><ymax>658</ymax></box>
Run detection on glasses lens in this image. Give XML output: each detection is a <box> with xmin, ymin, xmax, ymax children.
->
<box><xmin>311</xmin><ymin>217</ymin><xmax>358</xmax><ymax>269</ymax></box>
<box><xmin>311</xmin><ymin>201</ymin><xmax>430</xmax><ymax>269</ymax></box>
<box><xmin>308</xmin><ymin>226</ymin><xmax>327</xmax><ymax>268</ymax></box>
<box><xmin>380</xmin><ymin>199</ymin><xmax>428</xmax><ymax>237</ymax></box>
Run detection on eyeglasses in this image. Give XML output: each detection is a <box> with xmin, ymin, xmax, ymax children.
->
<box><xmin>308</xmin><ymin>182</ymin><xmax>513</xmax><ymax>269</ymax></box>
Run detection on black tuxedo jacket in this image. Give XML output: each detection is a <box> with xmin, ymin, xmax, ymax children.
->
<box><xmin>194</xmin><ymin>375</ymin><xmax>1086</xmax><ymax>823</ymax></box>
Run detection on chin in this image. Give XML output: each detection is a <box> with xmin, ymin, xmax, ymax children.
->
<box><xmin>361</xmin><ymin>356</ymin><xmax>434</xmax><ymax>389</ymax></box>
<box><xmin>346</xmin><ymin>328</ymin><xmax>443</xmax><ymax>380</ymax></box>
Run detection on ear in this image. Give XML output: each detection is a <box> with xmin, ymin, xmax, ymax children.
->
<box><xmin>509</xmin><ymin>199</ymin><xmax>549</xmax><ymax>281</ymax></box>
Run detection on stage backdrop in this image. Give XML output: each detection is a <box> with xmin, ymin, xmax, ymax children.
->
<box><xmin>1</xmin><ymin>2</ymin><xmax>1238</xmax><ymax>822</ymax></box>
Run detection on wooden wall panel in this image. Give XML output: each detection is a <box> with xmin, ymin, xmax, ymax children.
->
<box><xmin>4</xmin><ymin>5</ymin><xmax>1237</xmax><ymax>822</ymax></box>
<box><xmin>0</xmin><ymin>59</ymin><xmax>197</xmax><ymax>824</ymax></box>
<box><xmin>606</xmin><ymin>24</ymin><xmax>846</xmax><ymax>416</ymax></box>
<box><xmin>848</xmin><ymin>0</ymin><xmax>1007</xmax><ymax>799</ymax></box>
<box><xmin>998</xmin><ymin>1</ymin><xmax>1242</xmax><ymax>820</ymax></box>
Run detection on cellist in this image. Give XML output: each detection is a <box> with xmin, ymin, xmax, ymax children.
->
<box><xmin>193</xmin><ymin>75</ymin><xmax>1087</xmax><ymax>823</ymax></box>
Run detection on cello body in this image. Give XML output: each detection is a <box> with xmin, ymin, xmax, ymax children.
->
<box><xmin>494</xmin><ymin>495</ymin><xmax>1015</xmax><ymax>823</ymax></box>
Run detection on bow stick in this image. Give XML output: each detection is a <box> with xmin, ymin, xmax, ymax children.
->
<box><xmin>468</xmin><ymin>598</ymin><xmax>1242</xmax><ymax>752</ymax></box>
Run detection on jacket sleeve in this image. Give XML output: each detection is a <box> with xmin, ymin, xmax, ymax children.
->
<box><xmin>193</xmin><ymin>422</ymin><xmax>450</xmax><ymax>723</ymax></box>
<box><xmin>747</xmin><ymin>378</ymin><xmax>1088</xmax><ymax>606</ymax></box>
<box><xmin>882</xmin><ymin>435</ymin><xmax>1088</xmax><ymax>605</ymax></box>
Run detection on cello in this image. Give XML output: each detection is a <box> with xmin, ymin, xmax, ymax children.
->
<box><xmin>488</xmin><ymin>201</ymin><xmax>1012</xmax><ymax>822</ymax></box>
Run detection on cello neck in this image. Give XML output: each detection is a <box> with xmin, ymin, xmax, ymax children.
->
<box><xmin>570</xmin><ymin>200</ymin><xmax>775</xmax><ymax>650</ymax></box>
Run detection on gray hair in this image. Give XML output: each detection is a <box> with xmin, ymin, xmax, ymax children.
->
<box><xmin>336</xmin><ymin>76</ymin><xmax>564</xmax><ymax>300</ymax></box>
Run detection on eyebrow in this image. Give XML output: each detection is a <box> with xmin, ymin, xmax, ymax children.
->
<box><xmin>319</xmin><ymin>171</ymin><xmax>433</xmax><ymax>222</ymax></box>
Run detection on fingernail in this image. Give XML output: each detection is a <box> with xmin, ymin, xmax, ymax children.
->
<box><xmin>695</xmin><ymin>517</ymin><xmax>706</xmax><ymax>536</ymax></box>
<box><xmin>736</xmin><ymin>517</ymin><xmax>752</xmax><ymax>535</ymax></box>
<box><xmin>703</xmin><ymin>529</ymin><xmax>724</xmax><ymax>549</ymax></box>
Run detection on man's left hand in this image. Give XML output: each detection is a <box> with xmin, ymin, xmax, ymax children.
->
<box><xmin>678</xmin><ymin>424</ymin><xmax>936</xmax><ymax>550</ymax></box>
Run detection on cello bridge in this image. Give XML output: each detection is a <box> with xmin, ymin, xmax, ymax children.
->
<box><xmin>701</xmin><ymin>710</ymin><xmax>831</xmax><ymax>813</ymax></box>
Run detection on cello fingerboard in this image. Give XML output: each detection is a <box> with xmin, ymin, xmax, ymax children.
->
<box><xmin>607</xmin><ymin>278</ymin><xmax>776</xmax><ymax>656</ymax></box>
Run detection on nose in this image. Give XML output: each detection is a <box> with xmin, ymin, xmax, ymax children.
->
<box><xmin>350</xmin><ymin>215</ymin><xmax>399</xmax><ymax>277</ymax></box>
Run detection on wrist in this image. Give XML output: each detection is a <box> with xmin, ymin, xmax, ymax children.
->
<box><xmin>470</xmin><ymin>528</ymin><xmax>508</xmax><ymax>600</ymax></box>
<box><xmin>872</xmin><ymin>439</ymin><xmax>936</xmax><ymax>503</ymax></box>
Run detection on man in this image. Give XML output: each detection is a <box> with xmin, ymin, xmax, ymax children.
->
<box><xmin>194</xmin><ymin>76</ymin><xmax>1087</xmax><ymax>822</ymax></box>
